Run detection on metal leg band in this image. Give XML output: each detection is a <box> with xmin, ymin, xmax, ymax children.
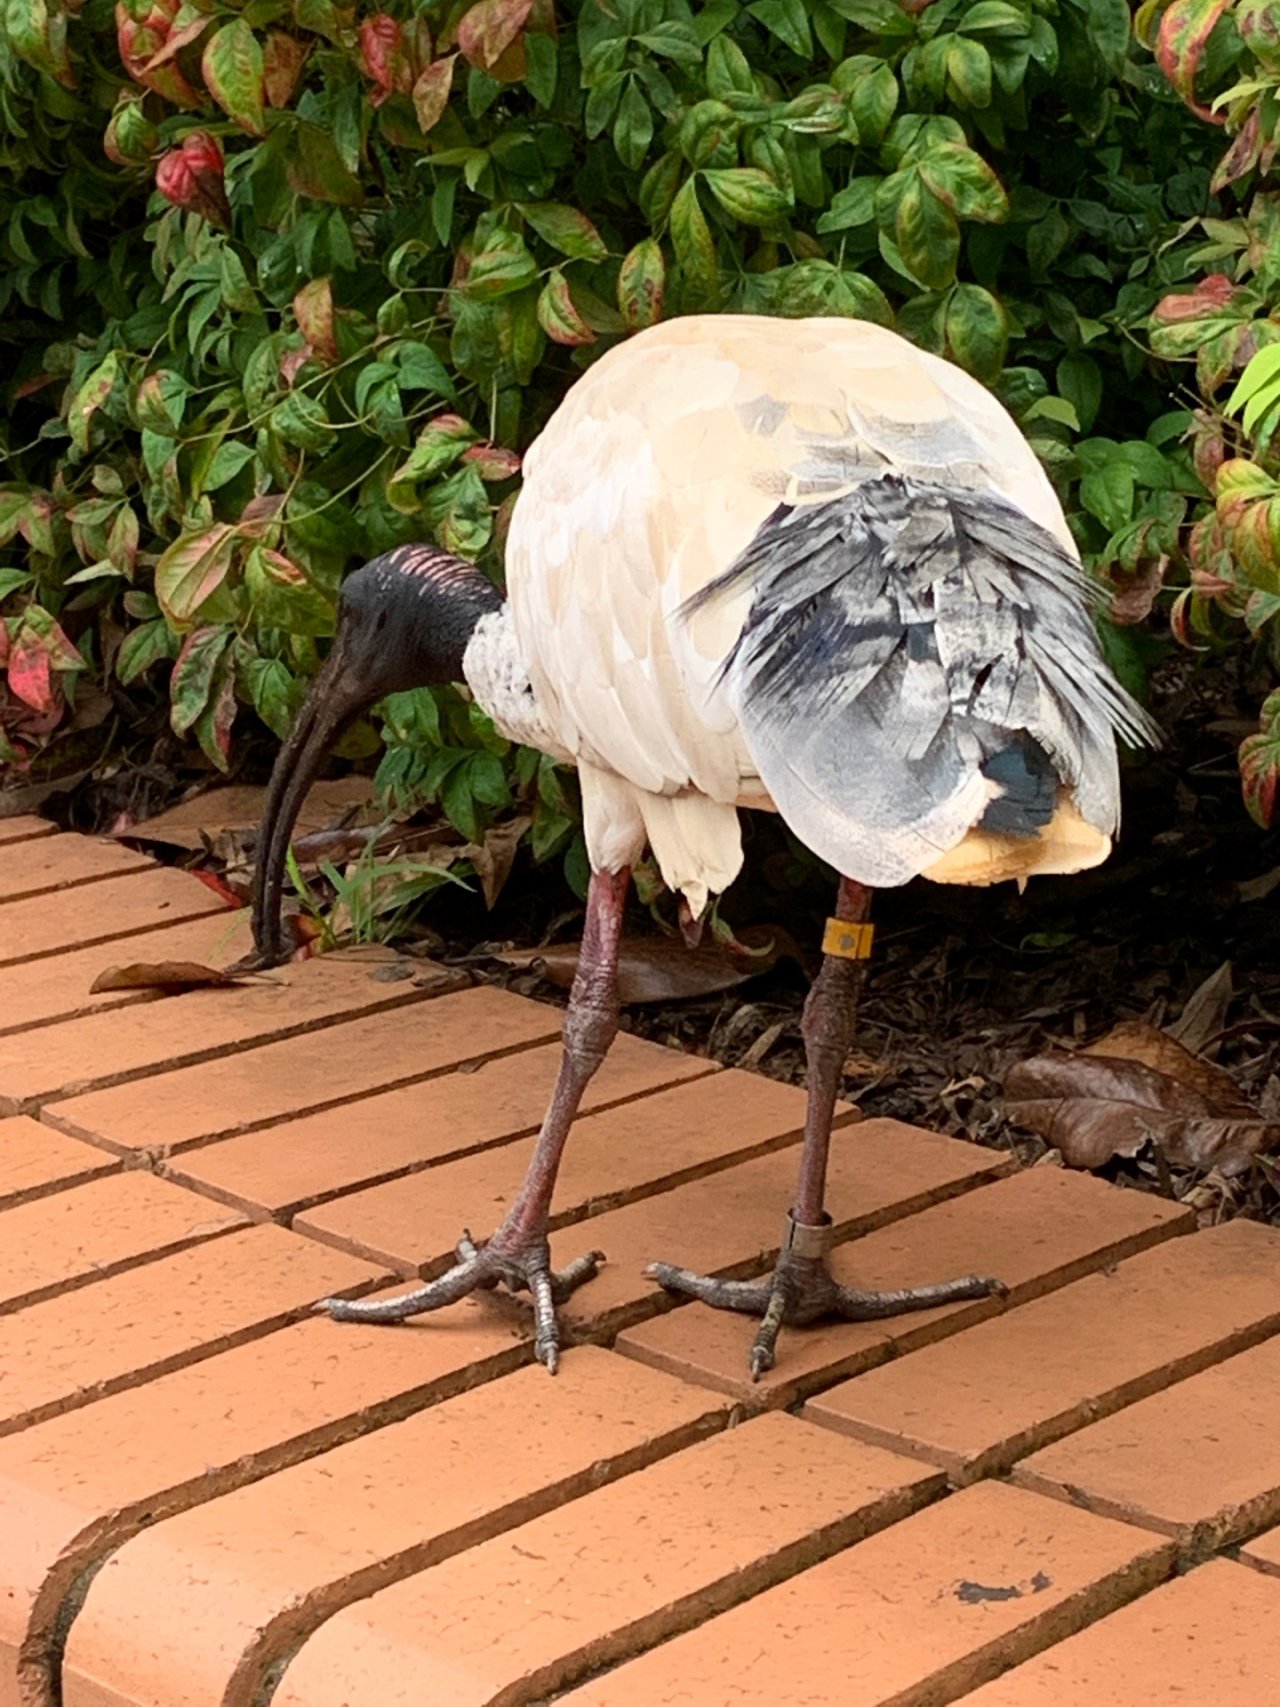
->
<box><xmin>781</xmin><ymin>1210</ymin><xmax>832</xmax><ymax>1260</ymax></box>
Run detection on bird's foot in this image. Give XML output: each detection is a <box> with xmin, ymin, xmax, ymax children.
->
<box><xmin>318</xmin><ymin>1230</ymin><xmax>604</xmax><ymax>1374</ymax></box>
<box><xmin>647</xmin><ymin>1216</ymin><xmax>1004</xmax><ymax>1381</ymax></box>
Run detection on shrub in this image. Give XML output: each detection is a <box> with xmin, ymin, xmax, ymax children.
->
<box><xmin>0</xmin><ymin>0</ymin><xmax>1270</xmax><ymax>852</ymax></box>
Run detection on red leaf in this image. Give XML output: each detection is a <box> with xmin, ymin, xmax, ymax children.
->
<box><xmin>156</xmin><ymin>131</ymin><xmax>231</xmax><ymax>228</ymax></box>
<box><xmin>7</xmin><ymin>637</ymin><xmax>55</xmax><ymax>714</ymax></box>
<box><xmin>462</xmin><ymin>443</ymin><xmax>522</xmax><ymax>480</ymax></box>
<box><xmin>1152</xmin><ymin>273</ymin><xmax>1238</xmax><ymax>323</ymax></box>
<box><xmin>359</xmin><ymin>13</ymin><xmax>406</xmax><ymax>100</ymax></box>
<box><xmin>1156</xmin><ymin>0</ymin><xmax>1230</xmax><ymax>122</ymax></box>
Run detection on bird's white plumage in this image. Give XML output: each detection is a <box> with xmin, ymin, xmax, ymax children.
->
<box><xmin>497</xmin><ymin>314</ymin><xmax>1130</xmax><ymax>913</ymax></box>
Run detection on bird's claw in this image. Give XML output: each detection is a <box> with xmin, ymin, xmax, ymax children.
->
<box><xmin>319</xmin><ymin>1230</ymin><xmax>605</xmax><ymax>1373</ymax></box>
<box><xmin>647</xmin><ymin>1252</ymin><xmax>1006</xmax><ymax>1381</ymax></box>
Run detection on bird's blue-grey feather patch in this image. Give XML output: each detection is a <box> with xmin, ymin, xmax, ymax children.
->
<box><xmin>683</xmin><ymin>476</ymin><xmax>1159</xmax><ymax>887</ymax></box>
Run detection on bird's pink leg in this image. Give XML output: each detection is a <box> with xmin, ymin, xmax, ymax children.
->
<box><xmin>320</xmin><ymin>866</ymin><xmax>629</xmax><ymax>1372</ymax></box>
<box><xmin>650</xmin><ymin>877</ymin><xmax>1004</xmax><ymax>1379</ymax></box>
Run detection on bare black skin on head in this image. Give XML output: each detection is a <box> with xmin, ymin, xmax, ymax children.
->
<box><xmin>250</xmin><ymin>544</ymin><xmax>503</xmax><ymax>963</ymax></box>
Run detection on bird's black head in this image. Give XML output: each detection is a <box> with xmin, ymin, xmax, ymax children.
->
<box><xmin>250</xmin><ymin>543</ymin><xmax>504</xmax><ymax>962</ymax></box>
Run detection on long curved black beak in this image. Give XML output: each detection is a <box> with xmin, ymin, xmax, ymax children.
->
<box><xmin>250</xmin><ymin>636</ymin><xmax>375</xmax><ymax>963</ymax></box>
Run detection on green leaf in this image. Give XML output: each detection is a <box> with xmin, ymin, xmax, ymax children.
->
<box><xmin>1240</xmin><ymin>690</ymin><xmax>1280</xmax><ymax>826</ymax></box>
<box><xmin>614</xmin><ymin>79</ymin><xmax>653</xmax><ymax>170</ymax></box>
<box><xmin>617</xmin><ymin>237</ymin><xmax>666</xmax><ymax>331</ymax></box>
<box><xmin>286</xmin><ymin>123</ymin><xmax>364</xmax><ymax>206</ymax></box>
<box><xmin>465</xmin><ymin>229</ymin><xmax>539</xmax><ymax>299</ymax></box>
<box><xmin>155</xmin><ymin>525</ymin><xmax>238</xmax><ymax>626</ymax></box>
<box><xmin>918</xmin><ymin>143</ymin><xmax>1008</xmax><ymax>223</ymax></box>
<box><xmin>843</xmin><ymin>62</ymin><xmax>898</xmax><ymax>142</ymax></box>
<box><xmin>816</xmin><ymin>176</ymin><xmax>879</xmax><ymax>233</ymax></box>
<box><xmin>894</xmin><ymin>171</ymin><xmax>960</xmax><ymax>292</ymax></box>
<box><xmin>537</xmin><ymin>270</ymin><xmax>596</xmax><ymax>346</ymax></box>
<box><xmin>670</xmin><ymin>177</ymin><xmax>720</xmax><ymax>301</ymax></box>
<box><xmin>945</xmin><ymin>284</ymin><xmax>1008</xmax><ymax>382</ymax></box>
<box><xmin>1080</xmin><ymin>463</ymin><xmax>1135</xmax><ymax>532</ymax></box>
<box><xmin>202</xmin><ymin>20</ymin><xmax>267</xmax><ymax>137</ymax></box>
<box><xmin>269</xmin><ymin>390</ymin><xmax>336</xmax><ymax>454</ymax></box>
<box><xmin>706</xmin><ymin>34</ymin><xmax>755</xmax><ymax>98</ymax></box>
<box><xmin>394</xmin><ymin>343</ymin><xmax>453</xmax><ymax>395</ymax></box>
<box><xmin>703</xmin><ymin>167</ymin><xmax>792</xmax><ymax>227</ymax></box>
<box><xmin>117</xmin><ymin>619</ymin><xmax>176</xmax><ymax>685</ymax></box>
<box><xmin>69</xmin><ymin>352</ymin><xmax>120</xmax><ymax>453</ymax></box>
<box><xmin>519</xmin><ymin>202</ymin><xmax>607</xmax><ymax>262</ymax></box>
<box><xmin>946</xmin><ymin>37</ymin><xmax>992</xmax><ymax>106</ymax></box>
<box><xmin>1057</xmin><ymin>352</ymin><xmax>1103</xmax><ymax>433</ymax></box>
<box><xmin>748</xmin><ymin>0</ymin><xmax>812</xmax><ymax>57</ymax></box>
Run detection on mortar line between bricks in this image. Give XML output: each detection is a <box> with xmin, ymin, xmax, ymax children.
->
<box><xmin>1238</xmin><ymin>1545</ymin><xmax>1280</xmax><ymax>1582</ymax></box>
<box><xmin>0</xmin><ymin>904</ymin><xmax>237</xmax><ymax>970</ymax></box>
<box><xmin>0</xmin><ymin>990</ymin><xmax>161</xmax><ymax>1042</ymax></box>
<box><xmin>0</xmin><ymin>1266</ymin><xmax>392</xmax><ymax>1442</ymax></box>
<box><xmin>0</xmin><ymin>862</ymin><xmax>157</xmax><ymax>909</ymax></box>
<box><xmin>261</xmin><ymin>1452</ymin><xmax>952</xmax><ymax>1707</ymax></box>
<box><xmin>163</xmin><ymin>1061</ymin><xmax>723</xmax><ymax>1224</ymax></box>
<box><xmin>0</xmin><ymin>1221</ymin><xmax>247</xmax><ymax>1320</ymax></box>
<box><xmin>1014</xmin><ymin>1455</ymin><xmax>1280</xmax><ymax>1568</ymax></box>
<box><xmin>17</xmin><ymin>1339</ymin><xmax>539</xmax><ymax>1707</ymax></box>
<box><xmin>0</xmin><ymin>821</ymin><xmax>57</xmax><ymax>845</ymax></box>
<box><xmin>35</xmin><ymin>1027</ymin><xmax>567</xmax><ymax>1159</ymax></box>
<box><xmin>815</xmin><ymin>1304</ymin><xmax>1280</xmax><ymax>1488</ymax></box>
<box><xmin>226</xmin><ymin>1407</ymin><xmax>736</xmax><ymax>1707</ymax></box>
<box><xmin>5</xmin><ymin>984</ymin><xmax>448</xmax><ymax>1117</ymax></box>
<box><xmin>0</xmin><ymin>1159</ymin><xmax>123</xmax><ymax>1215</ymax></box>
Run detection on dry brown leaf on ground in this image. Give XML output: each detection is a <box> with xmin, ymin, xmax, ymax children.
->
<box><xmin>1005</xmin><ymin>1019</ymin><xmax>1280</xmax><ymax>1178</ymax></box>
<box><xmin>88</xmin><ymin>960</ymin><xmax>261</xmax><ymax>994</ymax></box>
<box><xmin>495</xmin><ymin>926</ymin><xmax>796</xmax><ymax>1005</ymax></box>
<box><xmin>1163</xmin><ymin>960</ymin><xmax>1233</xmax><ymax>1056</ymax></box>
<box><xmin>1084</xmin><ymin>1018</ymin><xmax>1253</xmax><ymax>1116</ymax></box>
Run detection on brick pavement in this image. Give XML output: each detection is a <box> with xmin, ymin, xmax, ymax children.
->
<box><xmin>2</xmin><ymin>821</ymin><xmax>1278</xmax><ymax>1706</ymax></box>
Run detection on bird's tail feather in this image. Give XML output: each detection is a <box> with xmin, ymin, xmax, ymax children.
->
<box><xmin>683</xmin><ymin>475</ymin><xmax>1158</xmax><ymax>889</ymax></box>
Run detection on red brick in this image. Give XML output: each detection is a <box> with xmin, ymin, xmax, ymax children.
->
<box><xmin>0</xmin><ymin>1171</ymin><xmax>245</xmax><ymax>1313</ymax></box>
<box><xmin>0</xmin><ymin>835</ymin><xmax>152</xmax><ymax>904</ymax></box>
<box><xmin>61</xmin><ymin>1350</ymin><xmax>728</xmax><ymax>1707</ymax></box>
<box><xmin>0</xmin><ymin>910</ymin><xmax>255</xmax><ymax>1036</ymax></box>
<box><xmin>0</xmin><ymin>817</ymin><xmax>56</xmax><ymax>846</ymax></box>
<box><xmin>1016</xmin><ymin>1324</ymin><xmax>1280</xmax><ymax>1555</ymax></box>
<box><xmin>41</xmin><ymin>984</ymin><xmax>560</xmax><ymax>1158</ymax></box>
<box><xmin>0</xmin><ymin>869</ymin><xmax>228</xmax><ymax>968</ymax></box>
<box><xmin>274</xmin><ymin>1414</ymin><xmax>944</xmax><ymax>1707</ymax></box>
<box><xmin>618</xmin><ymin>1167</ymin><xmax>1190</xmax><ymax>1407</ymax></box>
<box><xmin>551</xmin><ymin>1118</ymin><xmax>1014</xmax><ymax>1344</ymax></box>
<box><xmin>0</xmin><ymin>947</ymin><xmax>439</xmax><ymax>1113</ymax></box>
<box><xmin>0</xmin><ymin>1299</ymin><xmax>523</xmax><ymax>1707</ymax></box>
<box><xmin>0</xmin><ymin>1116</ymin><xmax>117</xmax><ymax>1209</ymax></box>
<box><xmin>166</xmin><ymin>1032</ymin><xmax>714</xmax><ymax>1219</ymax></box>
<box><xmin>0</xmin><ymin>1224</ymin><xmax>380</xmax><ymax>1437</ymax></box>
<box><xmin>807</xmin><ymin>1219</ymin><xmax>1280</xmax><ymax>1483</ymax></box>
<box><xmin>560</xmin><ymin>1481</ymin><xmax>1174</xmax><ymax>1707</ymax></box>
<box><xmin>292</xmin><ymin>1070</ymin><xmax>821</xmax><ymax>1272</ymax></box>
<box><xmin>962</xmin><ymin>1559</ymin><xmax>1280</xmax><ymax>1705</ymax></box>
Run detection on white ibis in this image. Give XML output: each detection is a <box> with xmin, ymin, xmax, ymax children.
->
<box><xmin>252</xmin><ymin>314</ymin><xmax>1158</xmax><ymax>1377</ymax></box>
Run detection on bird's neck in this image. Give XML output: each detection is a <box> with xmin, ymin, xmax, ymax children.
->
<box><xmin>461</xmin><ymin>602</ymin><xmax>567</xmax><ymax>759</ymax></box>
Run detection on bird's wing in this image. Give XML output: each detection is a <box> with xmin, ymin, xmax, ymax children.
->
<box><xmin>507</xmin><ymin>314</ymin><xmax>1070</xmax><ymax>810</ymax></box>
<box><xmin>697</xmin><ymin>476</ymin><xmax>1158</xmax><ymax>887</ymax></box>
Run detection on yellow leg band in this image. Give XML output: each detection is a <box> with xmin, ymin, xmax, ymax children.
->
<box><xmin>822</xmin><ymin>919</ymin><xmax>875</xmax><ymax>961</ymax></box>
